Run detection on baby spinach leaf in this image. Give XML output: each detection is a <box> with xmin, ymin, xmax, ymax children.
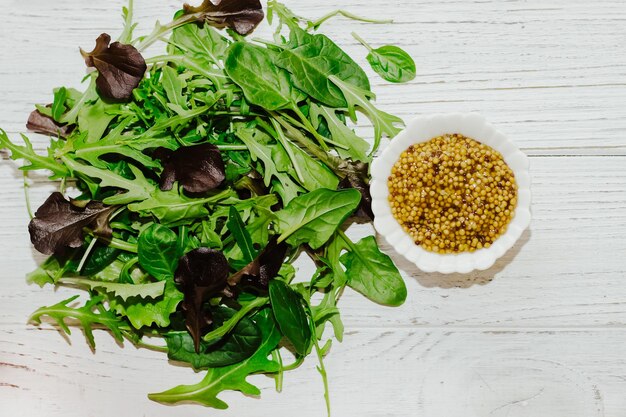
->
<box><xmin>28</xmin><ymin>192</ymin><xmax>117</xmax><ymax>255</ymax></box>
<box><xmin>159</xmin><ymin>143</ymin><xmax>226</xmax><ymax>194</ymax></box>
<box><xmin>137</xmin><ymin>223</ymin><xmax>179</xmax><ymax>281</ymax></box>
<box><xmin>276</xmin><ymin>27</ymin><xmax>370</xmax><ymax>108</ymax></box>
<box><xmin>225</xmin><ymin>42</ymin><xmax>299</xmax><ymax>111</ymax></box>
<box><xmin>329</xmin><ymin>75</ymin><xmax>404</xmax><ymax>154</ymax></box>
<box><xmin>80</xmin><ymin>244</ymin><xmax>120</xmax><ymax>276</ymax></box>
<box><xmin>149</xmin><ymin>309</ymin><xmax>280</xmax><ymax>408</ymax></box>
<box><xmin>340</xmin><ymin>235</ymin><xmax>407</xmax><ymax>306</ymax></box>
<box><xmin>165</xmin><ymin>306</ymin><xmax>261</xmax><ymax>369</ymax></box>
<box><xmin>175</xmin><ymin>248</ymin><xmax>230</xmax><ymax>351</ymax></box>
<box><xmin>353</xmin><ymin>32</ymin><xmax>416</xmax><ymax>83</ymax></box>
<box><xmin>269</xmin><ymin>279</ymin><xmax>311</xmax><ymax>355</ymax></box>
<box><xmin>51</xmin><ymin>87</ymin><xmax>68</xmax><ymax>122</ymax></box>
<box><xmin>276</xmin><ymin>188</ymin><xmax>360</xmax><ymax>249</ymax></box>
<box><xmin>227</xmin><ymin>206</ymin><xmax>256</xmax><ymax>263</ymax></box>
<box><xmin>183</xmin><ymin>0</ymin><xmax>265</xmax><ymax>36</ymax></box>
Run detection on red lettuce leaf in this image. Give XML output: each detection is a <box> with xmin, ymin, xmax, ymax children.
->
<box><xmin>174</xmin><ymin>248</ymin><xmax>230</xmax><ymax>351</ymax></box>
<box><xmin>159</xmin><ymin>143</ymin><xmax>226</xmax><ymax>194</ymax></box>
<box><xmin>28</xmin><ymin>192</ymin><xmax>116</xmax><ymax>255</ymax></box>
<box><xmin>26</xmin><ymin>109</ymin><xmax>73</xmax><ymax>138</ymax></box>
<box><xmin>80</xmin><ymin>33</ymin><xmax>147</xmax><ymax>101</ymax></box>
<box><xmin>228</xmin><ymin>237</ymin><xmax>288</xmax><ymax>290</ymax></box>
<box><xmin>183</xmin><ymin>0</ymin><xmax>264</xmax><ymax>35</ymax></box>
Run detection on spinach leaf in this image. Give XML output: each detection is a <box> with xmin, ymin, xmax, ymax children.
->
<box><xmin>269</xmin><ymin>279</ymin><xmax>311</xmax><ymax>355</ymax></box>
<box><xmin>225</xmin><ymin>42</ymin><xmax>299</xmax><ymax>111</ymax></box>
<box><xmin>340</xmin><ymin>235</ymin><xmax>407</xmax><ymax>306</ymax></box>
<box><xmin>227</xmin><ymin>206</ymin><xmax>256</xmax><ymax>263</ymax></box>
<box><xmin>277</xmin><ymin>188</ymin><xmax>360</xmax><ymax>249</ymax></box>
<box><xmin>80</xmin><ymin>243</ymin><xmax>120</xmax><ymax>276</ymax></box>
<box><xmin>165</xmin><ymin>306</ymin><xmax>261</xmax><ymax>369</ymax></box>
<box><xmin>137</xmin><ymin>223</ymin><xmax>179</xmax><ymax>280</ymax></box>
<box><xmin>51</xmin><ymin>87</ymin><xmax>68</xmax><ymax>122</ymax></box>
<box><xmin>353</xmin><ymin>32</ymin><xmax>416</xmax><ymax>83</ymax></box>
<box><xmin>276</xmin><ymin>26</ymin><xmax>370</xmax><ymax>108</ymax></box>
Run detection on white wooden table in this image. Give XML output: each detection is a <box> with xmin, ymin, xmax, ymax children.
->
<box><xmin>1</xmin><ymin>1</ymin><xmax>625</xmax><ymax>416</ymax></box>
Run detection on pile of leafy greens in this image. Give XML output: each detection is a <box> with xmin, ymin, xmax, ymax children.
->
<box><xmin>0</xmin><ymin>0</ymin><xmax>414</xmax><ymax>412</ymax></box>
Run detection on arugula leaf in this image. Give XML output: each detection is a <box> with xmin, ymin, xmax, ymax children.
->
<box><xmin>165</xmin><ymin>306</ymin><xmax>261</xmax><ymax>369</ymax></box>
<box><xmin>169</xmin><ymin>21</ymin><xmax>230</xmax><ymax>69</ymax></box>
<box><xmin>340</xmin><ymin>235</ymin><xmax>407</xmax><ymax>306</ymax></box>
<box><xmin>309</xmin><ymin>103</ymin><xmax>370</xmax><ymax>162</ymax></box>
<box><xmin>161</xmin><ymin>66</ymin><xmax>189</xmax><ymax>112</ymax></box>
<box><xmin>77</xmin><ymin>98</ymin><xmax>120</xmax><ymax>143</ymax></box>
<box><xmin>353</xmin><ymin>32</ymin><xmax>416</xmax><ymax>83</ymax></box>
<box><xmin>0</xmin><ymin>131</ymin><xmax>68</xmax><ymax>178</ymax></box>
<box><xmin>277</xmin><ymin>188</ymin><xmax>360</xmax><ymax>249</ymax></box>
<box><xmin>149</xmin><ymin>309</ymin><xmax>280</xmax><ymax>408</ymax></box>
<box><xmin>29</xmin><ymin>295</ymin><xmax>125</xmax><ymax>349</ymax></box>
<box><xmin>276</xmin><ymin>26</ymin><xmax>370</xmax><ymax>108</ymax></box>
<box><xmin>137</xmin><ymin>223</ymin><xmax>179</xmax><ymax>281</ymax></box>
<box><xmin>269</xmin><ymin>280</ymin><xmax>311</xmax><ymax>355</ymax></box>
<box><xmin>110</xmin><ymin>279</ymin><xmax>183</xmax><ymax>329</ymax></box>
<box><xmin>58</xmin><ymin>277</ymin><xmax>165</xmax><ymax>301</ymax></box>
<box><xmin>329</xmin><ymin>75</ymin><xmax>404</xmax><ymax>154</ymax></box>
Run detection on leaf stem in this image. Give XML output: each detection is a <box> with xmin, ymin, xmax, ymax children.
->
<box><xmin>135</xmin><ymin>338</ymin><xmax>168</xmax><ymax>353</ymax></box>
<box><xmin>291</xmin><ymin>106</ymin><xmax>330</xmax><ymax>152</ymax></box>
<box><xmin>271</xmin><ymin>349</ymin><xmax>284</xmax><ymax>392</ymax></box>
<box><xmin>309</xmin><ymin>9</ymin><xmax>393</xmax><ymax>30</ymax></box>
<box><xmin>307</xmin><ymin>305</ymin><xmax>331</xmax><ymax>416</ymax></box>
<box><xmin>88</xmin><ymin>231</ymin><xmax>138</xmax><ymax>253</ymax></box>
<box><xmin>202</xmin><ymin>297</ymin><xmax>268</xmax><ymax>342</ymax></box>
<box><xmin>23</xmin><ymin>171</ymin><xmax>34</xmax><ymax>219</ymax></box>
<box><xmin>135</xmin><ymin>13</ymin><xmax>198</xmax><ymax>52</ymax></box>
<box><xmin>351</xmin><ymin>32</ymin><xmax>373</xmax><ymax>52</ymax></box>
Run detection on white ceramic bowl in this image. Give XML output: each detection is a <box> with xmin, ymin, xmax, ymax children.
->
<box><xmin>370</xmin><ymin>113</ymin><xmax>531</xmax><ymax>274</ymax></box>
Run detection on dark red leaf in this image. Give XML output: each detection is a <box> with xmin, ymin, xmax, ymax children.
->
<box><xmin>28</xmin><ymin>192</ymin><xmax>116</xmax><ymax>255</ymax></box>
<box><xmin>26</xmin><ymin>109</ymin><xmax>73</xmax><ymax>138</ymax></box>
<box><xmin>183</xmin><ymin>0</ymin><xmax>264</xmax><ymax>35</ymax></box>
<box><xmin>174</xmin><ymin>248</ymin><xmax>230</xmax><ymax>351</ymax></box>
<box><xmin>159</xmin><ymin>143</ymin><xmax>226</xmax><ymax>194</ymax></box>
<box><xmin>80</xmin><ymin>33</ymin><xmax>147</xmax><ymax>101</ymax></box>
<box><xmin>228</xmin><ymin>237</ymin><xmax>288</xmax><ymax>289</ymax></box>
<box><xmin>338</xmin><ymin>166</ymin><xmax>373</xmax><ymax>221</ymax></box>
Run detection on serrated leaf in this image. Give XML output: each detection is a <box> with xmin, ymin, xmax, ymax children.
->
<box><xmin>149</xmin><ymin>309</ymin><xmax>280</xmax><ymax>409</ymax></box>
<box><xmin>58</xmin><ymin>277</ymin><xmax>165</xmax><ymax>301</ymax></box>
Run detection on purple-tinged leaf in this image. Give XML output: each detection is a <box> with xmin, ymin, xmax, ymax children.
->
<box><xmin>26</xmin><ymin>109</ymin><xmax>73</xmax><ymax>138</ymax></box>
<box><xmin>159</xmin><ymin>143</ymin><xmax>226</xmax><ymax>194</ymax></box>
<box><xmin>28</xmin><ymin>192</ymin><xmax>116</xmax><ymax>255</ymax></box>
<box><xmin>183</xmin><ymin>0</ymin><xmax>264</xmax><ymax>35</ymax></box>
<box><xmin>80</xmin><ymin>33</ymin><xmax>147</xmax><ymax>101</ymax></box>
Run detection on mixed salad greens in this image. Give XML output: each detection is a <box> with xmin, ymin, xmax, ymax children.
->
<box><xmin>0</xmin><ymin>0</ymin><xmax>415</xmax><ymax>412</ymax></box>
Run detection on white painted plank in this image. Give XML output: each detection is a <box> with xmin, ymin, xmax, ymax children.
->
<box><xmin>1</xmin><ymin>0</ymin><xmax>625</xmax><ymax>152</ymax></box>
<box><xmin>1</xmin><ymin>327</ymin><xmax>626</xmax><ymax>417</ymax></box>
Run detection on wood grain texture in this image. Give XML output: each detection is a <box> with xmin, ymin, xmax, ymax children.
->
<box><xmin>1</xmin><ymin>1</ymin><xmax>625</xmax><ymax>416</ymax></box>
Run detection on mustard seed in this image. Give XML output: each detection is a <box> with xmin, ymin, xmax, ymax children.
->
<box><xmin>387</xmin><ymin>134</ymin><xmax>518</xmax><ymax>253</ymax></box>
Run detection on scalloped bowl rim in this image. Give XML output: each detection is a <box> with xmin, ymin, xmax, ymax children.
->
<box><xmin>370</xmin><ymin>113</ymin><xmax>531</xmax><ymax>274</ymax></box>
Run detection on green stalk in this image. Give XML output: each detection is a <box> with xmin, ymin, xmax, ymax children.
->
<box><xmin>309</xmin><ymin>10</ymin><xmax>393</xmax><ymax>30</ymax></box>
<box><xmin>23</xmin><ymin>171</ymin><xmax>33</xmax><ymax>219</ymax></box>
<box><xmin>307</xmin><ymin>304</ymin><xmax>331</xmax><ymax>416</ymax></box>
<box><xmin>351</xmin><ymin>32</ymin><xmax>373</xmax><ymax>51</ymax></box>
<box><xmin>272</xmin><ymin>349</ymin><xmax>284</xmax><ymax>392</ymax></box>
<box><xmin>135</xmin><ymin>13</ymin><xmax>198</xmax><ymax>51</ymax></box>
<box><xmin>202</xmin><ymin>297</ymin><xmax>268</xmax><ymax>343</ymax></box>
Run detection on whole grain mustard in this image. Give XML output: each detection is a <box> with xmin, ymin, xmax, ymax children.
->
<box><xmin>387</xmin><ymin>134</ymin><xmax>518</xmax><ymax>254</ymax></box>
